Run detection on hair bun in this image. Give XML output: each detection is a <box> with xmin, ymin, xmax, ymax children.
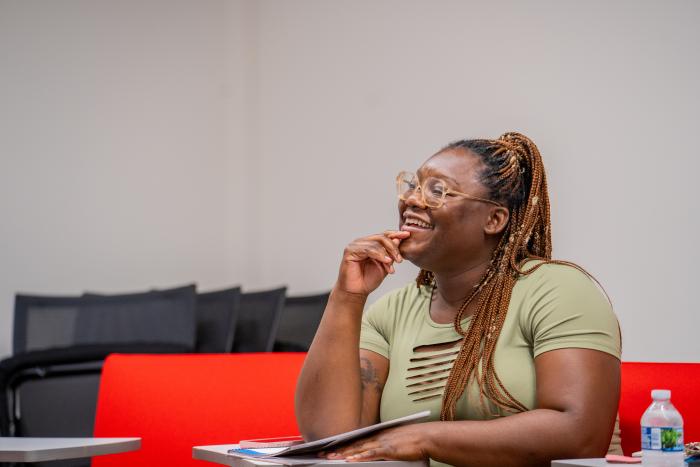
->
<box><xmin>498</xmin><ymin>132</ymin><xmax>529</xmax><ymax>156</ymax></box>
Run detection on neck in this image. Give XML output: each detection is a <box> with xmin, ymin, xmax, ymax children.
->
<box><xmin>433</xmin><ymin>257</ymin><xmax>491</xmax><ymax>306</ymax></box>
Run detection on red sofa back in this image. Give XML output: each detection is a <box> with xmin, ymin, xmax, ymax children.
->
<box><xmin>93</xmin><ymin>353</ymin><xmax>306</xmax><ymax>467</ymax></box>
<box><xmin>619</xmin><ymin>362</ymin><xmax>699</xmax><ymax>455</ymax></box>
<box><xmin>93</xmin><ymin>355</ymin><xmax>699</xmax><ymax>464</ymax></box>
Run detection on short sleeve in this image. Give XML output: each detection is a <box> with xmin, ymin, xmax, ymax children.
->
<box><xmin>523</xmin><ymin>264</ymin><xmax>621</xmax><ymax>359</ymax></box>
<box><xmin>359</xmin><ymin>294</ymin><xmax>393</xmax><ymax>359</ymax></box>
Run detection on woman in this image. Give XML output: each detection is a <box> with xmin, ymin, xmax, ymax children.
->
<box><xmin>295</xmin><ymin>132</ymin><xmax>621</xmax><ymax>467</ymax></box>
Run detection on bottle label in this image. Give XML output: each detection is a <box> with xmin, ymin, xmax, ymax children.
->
<box><xmin>641</xmin><ymin>426</ymin><xmax>684</xmax><ymax>452</ymax></box>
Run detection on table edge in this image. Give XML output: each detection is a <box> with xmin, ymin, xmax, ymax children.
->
<box><xmin>0</xmin><ymin>437</ymin><xmax>141</xmax><ymax>462</ymax></box>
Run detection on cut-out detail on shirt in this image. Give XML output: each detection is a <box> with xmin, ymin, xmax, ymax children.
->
<box><xmin>407</xmin><ymin>381</ymin><xmax>449</xmax><ymax>395</ymax></box>
<box><xmin>413</xmin><ymin>339</ymin><xmax>461</xmax><ymax>353</ymax></box>
<box><xmin>406</xmin><ymin>338</ymin><xmax>462</xmax><ymax>403</ymax></box>
<box><xmin>413</xmin><ymin>393</ymin><xmax>443</xmax><ymax>402</ymax></box>
<box><xmin>409</xmin><ymin>349</ymin><xmax>459</xmax><ymax>362</ymax></box>
<box><xmin>406</xmin><ymin>358</ymin><xmax>455</xmax><ymax>374</ymax></box>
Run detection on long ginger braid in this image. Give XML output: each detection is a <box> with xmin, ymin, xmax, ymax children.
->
<box><xmin>417</xmin><ymin>131</ymin><xmax>558</xmax><ymax>420</ymax></box>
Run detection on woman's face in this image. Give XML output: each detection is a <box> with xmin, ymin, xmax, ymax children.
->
<box><xmin>398</xmin><ymin>148</ymin><xmax>501</xmax><ymax>273</ymax></box>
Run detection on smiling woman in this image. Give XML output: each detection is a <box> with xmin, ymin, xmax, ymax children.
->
<box><xmin>295</xmin><ymin>132</ymin><xmax>621</xmax><ymax>467</ymax></box>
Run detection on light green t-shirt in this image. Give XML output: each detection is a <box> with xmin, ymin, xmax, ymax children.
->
<box><xmin>360</xmin><ymin>262</ymin><xmax>621</xmax><ymax>463</ymax></box>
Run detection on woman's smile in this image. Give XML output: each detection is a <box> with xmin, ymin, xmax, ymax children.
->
<box><xmin>400</xmin><ymin>211</ymin><xmax>434</xmax><ymax>231</ymax></box>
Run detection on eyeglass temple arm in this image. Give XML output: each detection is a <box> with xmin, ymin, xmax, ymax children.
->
<box><xmin>449</xmin><ymin>189</ymin><xmax>503</xmax><ymax>207</ymax></box>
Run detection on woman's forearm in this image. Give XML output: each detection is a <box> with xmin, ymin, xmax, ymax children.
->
<box><xmin>424</xmin><ymin>409</ymin><xmax>611</xmax><ymax>467</ymax></box>
<box><xmin>295</xmin><ymin>286</ymin><xmax>367</xmax><ymax>440</ymax></box>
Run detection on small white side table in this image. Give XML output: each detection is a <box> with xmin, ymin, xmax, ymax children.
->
<box><xmin>0</xmin><ymin>437</ymin><xmax>141</xmax><ymax>462</ymax></box>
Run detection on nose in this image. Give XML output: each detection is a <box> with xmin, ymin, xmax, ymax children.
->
<box><xmin>403</xmin><ymin>186</ymin><xmax>427</xmax><ymax>209</ymax></box>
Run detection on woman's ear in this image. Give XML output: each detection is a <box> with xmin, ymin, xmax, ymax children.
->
<box><xmin>484</xmin><ymin>207</ymin><xmax>510</xmax><ymax>235</ymax></box>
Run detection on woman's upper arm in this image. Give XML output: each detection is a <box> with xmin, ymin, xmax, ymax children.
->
<box><xmin>535</xmin><ymin>348</ymin><xmax>620</xmax><ymax>455</ymax></box>
<box><xmin>359</xmin><ymin>349</ymin><xmax>389</xmax><ymax>426</ymax></box>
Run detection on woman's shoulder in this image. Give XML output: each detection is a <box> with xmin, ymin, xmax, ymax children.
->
<box><xmin>517</xmin><ymin>259</ymin><xmax>605</xmax><ymax>293</ymax></box>
<box><xmin>514</xmin><ymin>258</ymin><xmax>616</xmax><ymax>324</ymax></box>
<box><xmin>512</xmin><ymin>258</ymin><xmax>615</xmax><ymax>327</ymax></box>
<box><xmin>513</xmin><ymin>259</ymin><xmax>620</xmax><ymax>359</ymax></box>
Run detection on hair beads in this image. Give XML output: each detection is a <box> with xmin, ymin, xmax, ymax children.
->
<box><xmin>416</xmin><ymin>132</ymin><xmax>554</xmax><ymax>419</ymax></box>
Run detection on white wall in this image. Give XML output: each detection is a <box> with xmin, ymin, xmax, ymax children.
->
<box><xmin>1</xmin><ymin>0</ymin><xmax>698</xmax><ymax>362</ymax></box>
<box><xmin>252</xmin><ymin>0</ymin><xmax>700</xmax><ymax>362</ymax></box>
<box><xmin>0</xmin><ymin>0</ymin><xmax>249</xmax><ymax>357</ymax></box>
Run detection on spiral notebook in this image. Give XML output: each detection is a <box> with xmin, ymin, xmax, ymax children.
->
<box><xmin>228</xmin><ymin>410</ymin><xmax>431</xmax><ymax>461</ymax></box>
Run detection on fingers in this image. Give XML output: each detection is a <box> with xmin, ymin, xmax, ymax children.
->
<box><xmin>383</xmin><ymin>229</ymin><xmax>410</xmax><ymax>238</ymax></box>
<box><xmin>384</xmin><ymin>230</ymin><xmax>410</xmax><ymax>256</ymax></box>
<box><xmin>346</xmin><ymin>448</ymin><xmax>385</xmax><ymax>461</ymax></box>
<box><xmin>327</xmin><ymin>439</ymin><xmax>390</xmax><ymax>462</ymax></box>
<box><xmin>353</xmin><ymin>244</ymin><xmax>392</xmax><ymax>264</ymax></box>
<box><xmin>375</xmin><ymin>231</ymin><xmax>410</xmax><ymax>262</ymax></box>
<box><xmin>375</xmin><ymin>235</ymin><xmax>403</xmax><ymax>263</ymax></box>
<box><xmin>384</xmin><ymin>230</ymin><xmax>410</xmax><ymax>245</ymax></box>
<box><xmin>371</xmin><ymin>258</ymin><xmax>393</xmax><ymax>276</ymax></box>
<box><xmin>343</xmin><ymin>230</ymin><xmax>409</xmax><ymax>276</ymax></box>
<box><xmin>327</xmin><ymin>440</ymin><xmax>380</xmax><ymax>459</ymax></box>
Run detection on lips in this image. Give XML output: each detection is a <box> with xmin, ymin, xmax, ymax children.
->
<box><xmin>401</xmin><ymin>212</ymin><xmax>434</xmax><ymax>231</ymax></box>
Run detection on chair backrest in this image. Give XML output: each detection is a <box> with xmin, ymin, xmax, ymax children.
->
<box><xmin>233</xmin><ymin>287</ymin><xmax>287</xmax><ymax>353</ymax></box>
<box><xmin>196</xmin><ymin>287</ymin><xmax>240</xmax><ymax>353</ymax></box>
<box><xmin>14</xmin><ymin>285</ymin><xmax>197</xmax><ymax>354</ymax></box>
<box><xmin>92</xmin><ymin>353</ymin><xmax>305</xmax><ymax>467</ymax></box>
<box><xmin>274</xmin><ymin>292</ymin><xmax>329</xmax><ymax>352</ymax></box>
<box><xmin>83</xmin><ymin>284</ymin><xmax>238</xmax><ymax>353</ymax></box>
<box><xmin>619</xmin><ymin>361</ymin><xmax>700</xmax><ymax>455</ymax></box>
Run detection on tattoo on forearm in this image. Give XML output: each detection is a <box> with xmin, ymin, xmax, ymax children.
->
<box><xmin>360</xmin><ymin>357</ymin><xmax>384</xmax><ymax>395</ymax></box>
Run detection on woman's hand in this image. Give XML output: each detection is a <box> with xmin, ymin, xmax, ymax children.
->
<box><xmin>324</xmin><ymin>423</ymin><xmax>433</xmax><ymax>462</ymax></box>
<box><xmin>336</xmin><ymin>230</ymin><xmax>411</xmax><ymax>297</ymax></box>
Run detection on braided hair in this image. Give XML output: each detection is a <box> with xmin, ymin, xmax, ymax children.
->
<box><xmin>416</xmin><ymin>131</ymin><xmax>580</xmax><ymax>420</ymax></box>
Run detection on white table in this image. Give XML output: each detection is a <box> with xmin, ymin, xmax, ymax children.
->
<box><xmin>552</xmin><ymin>458</ymin><xmax>697</xmax><ymax>467</ymax></box>
<box><xmin>0</xmin><ymin>437</ymin><xmax>140</xmax><ymax>462</ymax></box>
<box><xmin>193</xmin><ymin>444</ymin><xmax>429</xmax><ymax>467</ymax></box>
<box><xmin>553</xmin><ymin>459</ymin><xmax>694</xmax><ymax>466</ymax></box>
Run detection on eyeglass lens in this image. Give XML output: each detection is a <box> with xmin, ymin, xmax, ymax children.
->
<box><xmin>397</xmin><ymin>172</ymin><xmax>447</xmax><ymax>208</ymax></box>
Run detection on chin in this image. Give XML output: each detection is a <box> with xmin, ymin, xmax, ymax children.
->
<box><xmin>399</xmin><ymin>238</ymin><xmax>431</xmax><ymax>269</ymax></box>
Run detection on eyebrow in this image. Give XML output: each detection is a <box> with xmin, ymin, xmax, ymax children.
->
<box><xmin>416</xmin><ymin>169</ymin><xmax>460</xmax><ymax>186</ymax></box>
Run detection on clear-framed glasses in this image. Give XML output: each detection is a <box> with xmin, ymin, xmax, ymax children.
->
<box><xmin>396</xmin><ymin>171</ymin><xmax>503</xmax><ymax>209</ymax></box>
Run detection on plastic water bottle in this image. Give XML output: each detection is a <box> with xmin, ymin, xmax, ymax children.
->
<box><xmin>641</xmin><ymin>389</ymin><xmax>684</xmax><ymax>466</ymax></box>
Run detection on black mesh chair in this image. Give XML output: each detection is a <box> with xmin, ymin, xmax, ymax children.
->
<box><xmin>232</xmin><ymin>287</ymin><xmax>287</xmax><ymax>353</ymax></box>
<box><xmin>195</xmin><ymin>287</ymin><xmax>240</xmax><ymax>353</ymax></box>
<box><xmin>0</xmin><ymin>349</ymin><xmax>103</xmax><ymax>467</ymax></box>
<box><xmin>84</xmin><ymin>285</ymin><xmax>239</xmax><ymax>353</ymax></box>
<box><xmin>1</xmin><ymin>285</ymin><xmax>197</xmax><ymax>455</ymax></box>
<box><xmin>0</xmin><ymin>343</ymin><xmax>189</xmax><ymax>432</ymax></box>
<box><xmin>273</xmin><ymin>292</ymin><xmax>329</xmax><ymax>352</ymax></box>
<box><xmin>14</xmin><ymin>285</ymin><xmax>197</xmax><ymax>354</ymax></box>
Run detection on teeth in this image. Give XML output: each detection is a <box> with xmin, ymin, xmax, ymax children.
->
<box><xmin>405</xmin><ymin>218</ymin><xmax>433</xmax><ymax>229</ymax></box>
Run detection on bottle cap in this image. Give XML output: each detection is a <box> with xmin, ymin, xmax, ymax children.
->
<box><xmin>651</xmin><ymin>389</ymin><xmax>671</xmax><ymax>400</ymax></box>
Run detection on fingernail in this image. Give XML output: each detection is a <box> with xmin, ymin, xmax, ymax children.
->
<box><xmin>384</xmin><ymin>256</ymin><xmax>392</xmax><ymax>262</ymax></box>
